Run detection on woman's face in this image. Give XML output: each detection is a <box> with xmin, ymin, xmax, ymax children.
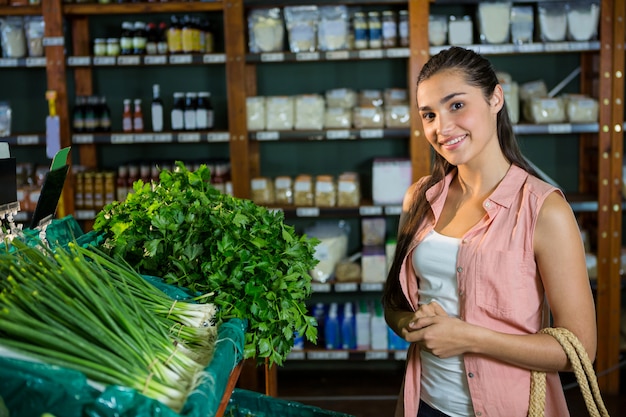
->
<box><xmin>416</xmin><ymin>69</ymin><xmax>504</xmax><ymax>168</ymax></box>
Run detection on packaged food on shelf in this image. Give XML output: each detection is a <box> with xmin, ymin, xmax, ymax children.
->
<box><xmin>477</xmin><ymin>2</ymin><xmax>511</xmax><ymax>44</ymax></box>
<box><xmin>246</xmin><ymin>96</ymin><xmax>266</xmax><ymax>131</ymax></box>
<box><xmin>358</xmin><ymin>89</ymin><xmax>383</xmax><ymax>108</ymax></box>
<box><xmin>497</xmin><ymin>72</ymin><xmax>520</xmax><ymax>124</ymax></box>
<box><xmin>0</xmin><ymin>102</ymin><xmax>11</xmax><ymax>137</ymax></box>
<box><xmin>384</xmin><ymin>105</ymin><xmax>410</xmax><ymax>128</ymax></box>
<box><xmin>567</xmin><ymin>1</ymin><xmax>600</xmax><ymax>42</ymax></box>
<box><xmin>448</xmin><ymin>15</ymin><xmax>473</xmax><ymax>46</ymax></box>
<box><xmin>538</xmin><ymin>2</ymin><xmax>568</xmax><ymax>42</ymax></box>
<box><xmin>317</xmin><ymin>5</ymin><xmax>349</xmax><ymax>51</ymax></box>
<box><xmin>305</xmin><ymin>220</ymin><xmax>349</xmax><ymax>283</ymax></box>
<box><xmin>372</xmin><ymin>158</ymin><xmax>412</xmax><ymax>206</ymax></box>
<box><xmin>294</xmin><ymin>174</ymin><xmax>314</xmax><ymax>206</ymax></box>
<box><xmin>0</xmin><ymin>17</ymin><xmax>27</xmax><ymax>58</ymax></box>
<box><xmin>266</xmin><ymin>96</ymin><xmax>294</xmax><ymax>130</ymax></box>
<box><xmin>519</xmin><ymin>79</ymin><xmax>548</xmax><ymax>102</ymax></box>
<box><xmin>383</xmin><ymin>88</ymin><xmax>408</xmax><ymax>106</ymax></box>
<box><xmin>335</xmin><ymin>259</ymin><xmax>361</xmax><ymax>282</ymax></box>
<box><xmin>314</xmin><ymin>174</ymin><xmax>337</xmax><ymax>207</ymax></box>
<box><xmin>361</xmin><ymin>245</ymin><xmax>387</xmax><ymax>283</ymax></box>
<box><xmin>361</xmin><ymin>217</ymin><xmax>386</xmax><ymax>246</ymax></box>
<box><xmin>398</xmin><ymin>10</ymin><xmax>409</xmax><ymax>46</ymax></box>
<box><xmin>382</xmin><ymin>10</ymin><xmax>398</xmax><ymax>48</ymax></box>
<box><xmin>367</xmin><ymin>11</ymin><xmax>382</xmax><ymax>49</ymax></box>
<box><xmin>294</xmin><ymin>94</ymin><xmax>325</xmax><ymax>130</ymax></box>
<box><xmin>284</xmin><ymin>5</ymin><xmax>319</xmax><ymax>53</ymax></box>
<box><xmin>93</xmin><ymin>38</ymin><xmax>106</xmax><ymax>56</ymax></box>
<box><xmin>353</xmin><ymin>107</ymin><xmax>384</xmax><ymax>129</ymax></box>
<box><xmin>324</xmin><ymin>107</ymin><xmax>352</xmax><ymax>129</ymax></box>
<box><xmin>106</xmin><ymin>38</ymin><xmax>120</xmax><ymax>56</ymax></box>
<box><xmin>274</xmin><ymin>175</ymin><xmax>293</xmax><ymax>205</ymax></box>
<box><xmin>250</xmin><ymin>176</ymin><xmax>275</xmax><ymax>205</ymax></box>
<box><xmin>352</xmin><ymin>11</ymin><xmax>368</xmax><ymax>49</ymax></box>
<box><xmin>24</xmin><ymin>16</ymin><xmax>44</xmax><ymax>57</ymax></box>
<box><xmin>510</xmin><ymin>6</ymin><xmax>534</xmax><ymax>44</ymax></box>
<box><xmin>428</xmin><ymin>15</ymin><xmax>448</xmax><ymax>47</ymax></box>
<box><xmin>325</xmin><ymin>88</ymin><xmax>357</xmax><ymax>109</ymax></box>
<box><xmin>563</xmin><ymin>94</ymin><xmax>599</xmax><ymax>123</ymax></box>
<box><xmin>248</xmin><ymin>7</ymin><xmax>285</xmax><ymax>53</ymax></box>
<box><xmin>524</xmin><ymin>97</ymin><xmax>566</xmax><ymax>124</ymax></box>
<box><xmin>337</xmin><ymin>172</ymin><xmax>361</xmax><ymax>207</ymax></box>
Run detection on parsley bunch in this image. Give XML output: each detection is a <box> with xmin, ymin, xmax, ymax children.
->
<box><xmin>93</xmin><ymin>162</ymin><xmax>319</xmax><ymax>366</ymax></box>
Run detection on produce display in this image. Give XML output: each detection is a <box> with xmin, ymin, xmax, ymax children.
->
<box><xmin>0</xmin><ymin>239</ymin><xmax>217</xmax><ymax>413</ymax></box>
<box><xmin>93</xmin><ymin>162</ymin><xmax>320</xmax><ymax>366</ymax></box>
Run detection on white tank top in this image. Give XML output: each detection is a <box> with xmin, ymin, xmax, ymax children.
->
<box><xmin>412</xmin><ymin>230</ymin><xmax>473</xmax><ymax>417</ymax></box>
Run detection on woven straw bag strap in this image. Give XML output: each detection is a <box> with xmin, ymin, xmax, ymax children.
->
<box><xmin>528</xmin><ymin>327</ymin><xmax>609</xmax><ymax>417</ymax></box>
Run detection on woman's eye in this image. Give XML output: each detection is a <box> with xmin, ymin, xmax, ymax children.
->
<box><xmin>451</xmin><ymin>102</ymin><xmax>464</xmax><ymax>111</ymax></box>
<box><xmin>421</xmin><ymin>112</ymin><xmax>435</xmax><ymax>120</ymax></box>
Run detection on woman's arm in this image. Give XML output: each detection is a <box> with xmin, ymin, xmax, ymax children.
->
<box><xmin>407</xmin><ymin>191</ymin><xmax>597</xmax><ymax>372</ymax></box>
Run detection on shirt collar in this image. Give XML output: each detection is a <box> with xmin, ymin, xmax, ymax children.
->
<box><xmin>425</xmin><ymin>164</ymin><xmax>529</xmax><ymax>214</ymax></box>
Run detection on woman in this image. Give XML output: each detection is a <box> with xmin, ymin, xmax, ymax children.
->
<box><xmin>382</xmin><ymin>46</ymin><xmax>597</xmax><ymax>417</ymax></box>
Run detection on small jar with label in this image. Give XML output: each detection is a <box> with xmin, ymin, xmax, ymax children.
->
<box><xmin>398</xmin><ymin>10</ymin><xmax>409</xmax><ymax>46</ymax></box>
<box><xmin>120</xmin><ymin>21</ymin><xmax>134</xmax><ymax>55</ymax></box>
<box><xmin>106</xmin><ymin>38</ymin><xmax>120</xmax><ymax>56</ymax></box>
<box><xmin>367</xmin><ymin>11</ymin><xmax>382</xmax><ymax>49</ymax></box>
<box><xmin>93</xmin><ymin>38</ymin><xmax>107</xmax><ymax>56</ymax></box>
<box><xmin>184</xmin><ymin>92</ymin><xmax>197</xmax><ymax>131</ymax></box>
<box><xmin>353</xmin><ymin>12</ymin><xmax>368</xmax><ymax>49</ymax></box>
<box><xmin>382</xmin><ymin>11</ymin><xmax>397</xmax><ymax>48</ymax></box>
<box><xmin>171</xmin><ymin>92</ymin><xmax>185</xmax><ymax>131</ymax></box>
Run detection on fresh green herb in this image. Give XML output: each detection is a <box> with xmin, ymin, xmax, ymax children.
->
<box><xmin>94</xmin><ymin>162</ymin><xmax>319</xmax><ymax>366</ymax></box>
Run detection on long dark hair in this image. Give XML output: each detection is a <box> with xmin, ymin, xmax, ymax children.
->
<box><xmin>382</xmin><ymin>46</ymin><xmax>537</xmax><ymax>311</ymax></box>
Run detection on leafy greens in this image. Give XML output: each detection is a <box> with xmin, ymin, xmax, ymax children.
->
<box><xmin>93</xmin><ymin>162</ymin><xmax>319</xmax><ymax>366</ymax></box>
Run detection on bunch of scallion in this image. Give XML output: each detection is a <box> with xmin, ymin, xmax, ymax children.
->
<box><xmin>0</xmin><ymin>239</ymin><xmax>218</xmax><ymax>413</ymax></box>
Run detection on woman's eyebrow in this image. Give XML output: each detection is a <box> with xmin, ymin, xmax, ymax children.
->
<box><xmin>418</xmin><ymin>92</ymin><xmax>465</xmax><ymax>112</ymax></box>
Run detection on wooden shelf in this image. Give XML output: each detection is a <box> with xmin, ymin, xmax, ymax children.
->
<box><xmin>67</xmin><ymin>54</ymin><xmax>226</xmax><ymax>67</ymax></box>
<box><xmin>72</xmin><ymin>131</ymin><xmax>230</xmax><ymax>145</ymax></box>
<box><xmin>0</xmin><ymin>5</ymin><xmax>41</xmax><ymax>15</ymax></box>
<box><xmin>63</xmin><ymin>1</ymin><xmax>223</xmax><ymax>15</ymax></box>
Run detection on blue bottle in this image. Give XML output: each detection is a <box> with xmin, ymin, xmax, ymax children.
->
<box><xmin>341</xmin><ymin>302</ymin><xmax>356</xmax><ymax>350</ymax></box>
<box><xmin>325</xmin><ymin>302</ymin><xmax>341</xmax><ymax>350</ymax></box>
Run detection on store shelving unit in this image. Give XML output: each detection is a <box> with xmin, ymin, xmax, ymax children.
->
<box><xmin>2</xmin><ymin>0</ymin><xmax>624</xmax><ymax>397</ymax></box>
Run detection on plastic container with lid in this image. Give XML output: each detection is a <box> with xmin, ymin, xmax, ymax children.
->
<box><xmin>448</xmin><ymin>15</ymin><xmax>473</xmax><ymax>45</ymax></box>
<box><xmin>93</xmin><ymin>38</ymin><xmax>106</xmax><ymax>56</ymax></box>
<box><xmin>510</xmin><ymin>6</ymin><xmax>534</xmax><ymax>45</ymax></box>
<box><xmin>567</xmin><ymin>1</ymin><xmax>600</xmax><ymax>42</ymax></box>
<box><xmin>477</xmin><ymin>2</ymin><xmax>511</xmax><ymax>44</ymax></box>
<box><xmin>538</xmin><ymin>2</ymin><xmax>568</xmax><ymax>42</ymax></box>
<box><xmin>428</xmin><ymin>15</ymin><xmax>447</xmax><ymax>46</ymax></box>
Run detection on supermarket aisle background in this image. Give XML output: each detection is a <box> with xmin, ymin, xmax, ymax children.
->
<box><xmin>276</xmin><ymin>360</ymin><xmax>626</xmax><ymax>417</ymax></box>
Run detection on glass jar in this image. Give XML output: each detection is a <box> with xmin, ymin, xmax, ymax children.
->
<box><xmin>106</xmin><ymin>38</ymin><xmax>120</xmax><ymax>56</ymax></box>
<box><xmin>93</xmin><ymin>38</ymin><xmax>106</xmax><ymax>56</ymax></box>
<box><xmin>353</xmin><ymin>12</ymin><xmax>368</xmax><ymax>49</ymax></box>
<box><xmin>398</xmin><ymin>10</ymin><xmax>409</xmax><ymax>46</ymax></box>
<box><xmin>367</xmin><ymin>11</ymin><xmax>382</xmax><ymax>49</ymax></box>
<box><xmin>382</xmin><ymin>11</ymin><xmax>397</xmax><ymax>47</ymax></box>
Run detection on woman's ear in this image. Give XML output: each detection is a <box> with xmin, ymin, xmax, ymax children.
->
<box><xmin>491</xmin><ymin>84</ymin><xmax>505</xmax><ymax>113</ymax></box>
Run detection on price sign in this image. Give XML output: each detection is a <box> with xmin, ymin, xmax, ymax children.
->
<box><xmin>384</xmin><ymin>205</ymin><xmax>402</xmax><ymax>216</ymax></box>
<box><xmin>153</xmin><ymin>133</ymin><xmax>173</xmax><ymax>143</ymax></box>
<box><xmin>296</xmin><ymin>207</ymin><xmax>320</xmax><ymax>217</ymax></box>
<box><xmin>311</xmin><ymin>283</ymin><xmax>331</xmax><ymax>293</ymax></box>
<box><xmin>67</xmin><ymin>56</ymin><xmax>91</xmax><ymax>66</ymax></box>
<box><xmin>207</xmin><ymin>132</ymin><xmax>230</xmax><ymax>142</ymax></box>
<box><xmin>17</xmin><ymin>135</ymin><xmax>39</xmax><ymax>145</ymax></box>
<box><xmin>287</xmin><ymin>351</ymin><xmax>306</xmax><ymax>360</ymax></box>
<box><xmin>326</xmin><ymin>129</ymin><xmax>351</xmax><ymax>140</ymax></box>
<box><xmin>547</xmin><ymin>124</ymin><xmax>572</xmax><ymax>134</ymax></box>
<box><xmin>358</xmin><ymin>49</ymin><xmax>384</xmax><ymax>59</ymax></box>
<box><xmin>361</xmin><ymin>283</ymin><xmax>384</xmax><ymax>292</ymax></box>
<box><xmin>260</xmin><ymin>53</ymin><xmax>284</xmax><ymax>62</ymax></box>
<box><xmin>359</xmin><ymin>206</ymin><xmax>383</xmax><ymax>216</ymax></box>
<box><xmin>308</xmin><ymin>351</ymin><xmax>349</xmax><ymax>360</ymax></box>
<box><xmin>117</xmin><ymin>56</ymin><xmax>141</xmax><ymax>66</ymax></box>
<box><xmin>296</xmin><ymin>52</ymin><xmax>320</xmax><ymax>61</ymax></box>
<box><xmin>177</xmin><ymin>133</ymin><xmax>201</xmax><ymax>142</ymax></box>
<box><xmin>73</xmin><ymin>134</ymin><xmax>94</xmax><ymax>144</ymax></box>
<box><xmin>386</xmin><ymin>48</ymin><xmax>409</xmax><ymax>58</ymax></box>
<box><xmin>203</xmin><ymin>54</ymin><xmax>226</xmax><ymax>64</ymax></box>
<box><xmin>256</xmin><ymin>131</ymin><xmax>280</xmax><ymax>141</ymax></box>
<box><xmin>144</xmin><ymin>55</ymin><xmax>167</xmax><ymax>65</ymax></box>
<box><xmin>111</xmin><ymin>134</ymin><xmax>134</xmax><ymax>144</ymax></box>
<box><xmin>366</xmin><ymin>351</ymin><xmax>389</xmax><ymax>360</ymax></box>
<box><xmin>25</xmin><ymin>58</ymin><xmax>46</xmax><ymax>67</ymax></box>
<box><xmin>360</xmin><ymin>129</ymin><xmax>384</xmax><ymax>139</ymax></box>
<box><xmin>394</xmin><ymin>350</ymin><xmax>408</xmax><ymax>361</ymax></box>
<box><xmin>133</xmin><ymin>134</ymin><xmax>154</xmax><ymax>143</ymax></box>
<box><xmin>169</xmin><ymin>54</ymin><xmax>193</xmax><ymax>64</ymax></box>
<box><xmin>0</xmin><ymin>59</ymin><xmax>18</xmax><ymax>67</ymax></box>
<box><xmin>93</xmin><ymin>56</ymin><xmax>116</xmax><ymax>66</ymax></box>
<box><xmin>325</xmin><ymin>50</ymin><xmax>350</xmax><ymax>60</ymax></box>
<box><xmin>43</xmin><ymin>37</ymin><xmax>64</xmax><ymax>47</ymax></box>
<box><xmin>335</xmin><ymin>283</ymin><xmax>358</xmax><ymax>292</ymax></box>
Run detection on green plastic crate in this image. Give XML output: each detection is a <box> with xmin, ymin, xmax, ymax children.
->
<box><xmin>224</xmin><ymin>389</ymin><xmax>355</xmax><ymax>417</ymax></box>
